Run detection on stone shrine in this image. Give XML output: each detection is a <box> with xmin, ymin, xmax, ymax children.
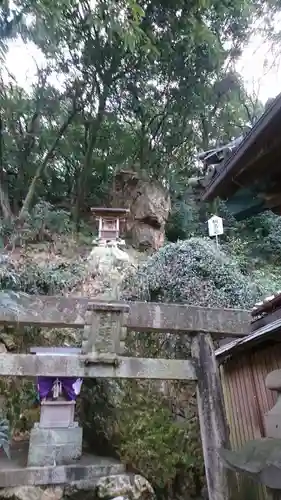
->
<box><xmin>27</xmin><ymin>347</ymin><xmax>83</xmax><ymax>467</ymax></box>
<box><xmin>91</xmin><ymin>207</ymin><xmax>129</xmax><ymax>243</ymax></box>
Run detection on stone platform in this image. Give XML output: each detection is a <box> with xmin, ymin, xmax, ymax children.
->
<box><xmin>0</xmin><ymin>441</ymin><xmax>125</xmax><ymax>488</ymax></box>
<box><xmin>27</xmin><ymin>424</ymin><xmax>83</xmax><ymax>466</ymax></box>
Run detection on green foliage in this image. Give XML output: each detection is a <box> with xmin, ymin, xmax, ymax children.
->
<box><xmin>166</xmin><ymin>199</ymin><xmax>202</xmax><ymax>242</ymax></box>
<box><xmin>236</xmin><ymin>211</ymin><xmax>281</xmax><ymax>263</ymax></box>
<box><xmin>0</xmin><ymin>378</ymin><xmax>37</xmax><ymax>435</ymax></box>
<box><xmin>116</xmin><ymin>382</ymin><xmax>203</xmax><ymax>496</ymax></box>
<box><xmin>0</xmin><ymin>258</ymin><xmax>86</xmax><ymax>295</ymax></box>
<box><xmin>122</xmin><ymin>237</ymin><xmax>262</xmax><ymax>308</ymax></box>
<box><xmin>78</xmin><ymin>379</ymin><xmax>118</xmax><ymax>459</ymax></box>
<box><xmin>29</xmin><ymin>201</ymin><xmax>73</xmax><ymax>234</ymax></box>
<box><xmin>1</xmin><ymin>1</ymin><xmax>281</xmax><ymax>498</ymax></box>
<box><xmin>0</xmin><ymin>201</ymin><xmax>74</xmax><ymax>248</ymax></box>
<box><xmin>118</xmin><ymin>238</ymin><xmax>270</xmax><ymax>497</ymax></box>
<box><xmin>0</xmin><ymin>417</ymin><xmax>11</xmax><ymax>459</ymax></box>
<box><xmin>0</xmin><ymin>0</ymin><xmax>274</xmax><ymax>222</ymax></box>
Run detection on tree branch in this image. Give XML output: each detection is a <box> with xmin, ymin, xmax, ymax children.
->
<box><xmin>19</xmin><ymin>106</ymin><xmax>77</xmax><ymax>218</ymax></box>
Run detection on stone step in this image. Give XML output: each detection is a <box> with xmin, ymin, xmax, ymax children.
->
<box><xmin>0</xmin><ymin>441</ymin><xmax>125</xmax><ymax>488</ymax></box>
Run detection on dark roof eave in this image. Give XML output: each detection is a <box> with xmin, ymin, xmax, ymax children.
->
<box><xmin>201</xmin><ymin>93</ymin><xmax>281</xmax><ymax>202</ymax></box>
<box><xmin>91</xmin><ymin>207</ymin><xmax>130</xmax><ymax>215</ymax></box>
<box><xmin>215</xmin><ymin>317</ymin><xmax>281</xmax><ymax>363</ymax></box>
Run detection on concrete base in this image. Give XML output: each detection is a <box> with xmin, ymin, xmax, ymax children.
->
<box><xmin>27</xmin><ymin>424</ymin><xmax>82</xmax><ymax>466</ymax></box>
<box><xmin>0</xmin><ymin>440</ymin><xmax>126</xmax><ymax>488</ymax></box>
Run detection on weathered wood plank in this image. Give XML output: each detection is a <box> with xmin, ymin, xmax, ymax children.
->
<box><xmin>0</xmin><ymin>291</ymin><xmax>250</xmax><ymax>336</ymax></box>
<box><xmin>191</xmin><ymin>333</ymin><xmax>232</xmax><ymax>500</ymax></box>
<box><xmin>0</xmin><ymin>353</ymin><xmax>197</xmax><ymax>380</ymax></box>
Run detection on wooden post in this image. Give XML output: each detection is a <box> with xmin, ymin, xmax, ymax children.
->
<box><xmin>191</xmin><ymin>333</ymin><xmax>230</xmax><ymax>500</ymax></box>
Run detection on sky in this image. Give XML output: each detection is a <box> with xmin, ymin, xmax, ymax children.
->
<box><xmin>4</xmin><ymin>30</ymin><xmax>281</xmax><ymax>104</ymax></box>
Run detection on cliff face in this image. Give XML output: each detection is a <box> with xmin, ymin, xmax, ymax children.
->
<box><xmin>112</xmin><ymin>171</ymin><xmax>171</xmax><ymax>251</ymax></box>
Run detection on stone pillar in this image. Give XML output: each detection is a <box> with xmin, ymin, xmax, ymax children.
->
<box><xmin>27</xmin><ymin>347</ymin><xmax>83</xmax><ymax>467</ymax></box>
<box><xmin>82</xmin><ymin>301</ymin><xmax>130</xmax><ymax>361</ymax></box>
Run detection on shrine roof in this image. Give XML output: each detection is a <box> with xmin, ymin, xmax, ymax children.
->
<box><xmin>200</xmin><ymin>93</ymin><xmax>281</xmax><ymax>219</ymax></box>
<box><xmin>91</xmin><ymin>207</ymin><xmax>129</xmax><ymax>216</ymax></box>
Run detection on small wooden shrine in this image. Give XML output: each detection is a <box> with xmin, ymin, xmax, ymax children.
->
<box><xmin>91</xmin><ymin>207</ymin><xmax>129</xmax><ymax>241</ymax></box>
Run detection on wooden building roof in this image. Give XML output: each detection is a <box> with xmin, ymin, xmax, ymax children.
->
<box><xmin>216</xmin><ymin>292</ymin><xmax>281</xmax><ymax>362</ymax></box>
<box><xmin>200</xmin><ymin>93</ymin><xmax>281</xmax><ymax>219</ymax></box>
<box><xmin>91</xmin><ymin>207</ymin><xmax>129</xmax><ymax>217</ymax></box>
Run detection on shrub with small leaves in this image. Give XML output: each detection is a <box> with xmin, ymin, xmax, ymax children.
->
<box><xmin>30</xmin><ymin>201</ymin><xmax>73</xmax><ymax>235</ymax></box>
<box><xmin>0</xmin><ymin>201</ymin><xmax>74</xmax><ymax>248</ymax></box>
<box><xmin>122</xmin><ymin>237</ymin><xmax>262</xmax><ymax>308</ymax></box>
<box><xmin>0</xmin><ymin>258</ymin><xmax>87</xmax><ymax>295</ymax></box>
<box><xmin>115</xmin><ymin>381</ymin><xmax>203</xmax><ymax>497</ymax></box>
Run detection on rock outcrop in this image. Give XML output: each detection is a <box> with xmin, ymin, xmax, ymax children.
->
<box><xmin>95</xmin><ymin>473</ymin><xmax>155</xmax><ymax>499</ymax></box>
<box><xmin>112</xmin><ymin>171</ymin><xmax>170</xmax><ymax>251</ymax></box>
<box><xmin>87</xmin><ymin>242</ymin><xmax>131</xmax><ymax>275</ymax></box>
<box><xmin>0</xmin><ymin>474</ymin><xmax>155</xmax><ymax>500</ymax></box>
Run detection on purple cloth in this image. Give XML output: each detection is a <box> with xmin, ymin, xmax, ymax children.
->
<box><xmin>37</xmin><ymin>377</ymin><xmax>83</xmax><ymax>401</ymax></box>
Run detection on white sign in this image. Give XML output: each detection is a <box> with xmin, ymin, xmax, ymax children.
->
<box><xmin>207</xmin><ymin>215</ymin><xmax>224</xmax><ymax>237</ymax></box>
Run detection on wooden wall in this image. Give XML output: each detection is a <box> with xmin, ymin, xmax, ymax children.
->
<box><xmin>220</xmin><ymin>342</ymin><xmax>281</xmax><ymax>500</ymax></box>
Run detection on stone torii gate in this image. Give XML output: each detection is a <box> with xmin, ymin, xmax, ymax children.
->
<box><xmin>0</xmin><ymin>292</ymin><xmax>250</xmax><ymax>500</ymax></box>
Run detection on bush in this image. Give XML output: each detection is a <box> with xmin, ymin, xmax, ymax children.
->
<box><xmin>30</xmin><ymin>201</ymin><xmax>73</xmax><ymax>235</ymax></box>
<box><xmin>115</xmin><ymin>381</ymin><xmax>202</xmax><ymax>498</ymax></box>
<box><xmin>166</xmin><ymin>200</ymin><xmax>202</xmax><ymax>241</ymax></box>
<box><xmin>122</xmin><ymin>237</ymin><xmax>262</xmax><ymax>308</ymax></box>
<box><xmin>240</xmin><ymin>211</ymin><xmax>281</xmax><ymax>264</ymax></box>
<box><xmin>0</xmin><ymin>201</ymin><xmax>74</xmax><ymax>248</ymax></box>
<box><xmin>166</xmin><ymin>197</ymin><xmax>238</xmax><ymax>243</ymax></box>
<box><xmin>0</xmin><ymin>258</ymin><xmax>86</xmax><ymax>295</ymax></box>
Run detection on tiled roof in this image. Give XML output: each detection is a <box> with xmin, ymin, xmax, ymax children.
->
<box><xmin>215</xmin><ymin>292</ymin><xmax>281</xmax><ymax>362</ymax></box>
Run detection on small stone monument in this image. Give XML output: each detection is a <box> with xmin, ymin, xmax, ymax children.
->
<box><xmin>91</xmin><ymin>207</ymin><xmax>129</xmax><ymax>245</ymax></box>
<box><xmin>27</xmin><ymin>347</ymin><xmax>83</xmax><ymax>467</ymax></box>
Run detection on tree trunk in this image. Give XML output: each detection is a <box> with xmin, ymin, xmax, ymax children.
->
<box><xmin>19</xmin><ymin>110</ymin><xmax>76</xmax><ymax>219</ymax></box>
<box><xmin>75</xmin><ymin>92</ymin><xmax>108</xmax><ymax>228</ymax></box>
<box><xmin>0</xmin><ymin>113</ymin><xmax>13</xmax><ymax>220</ymax></box>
